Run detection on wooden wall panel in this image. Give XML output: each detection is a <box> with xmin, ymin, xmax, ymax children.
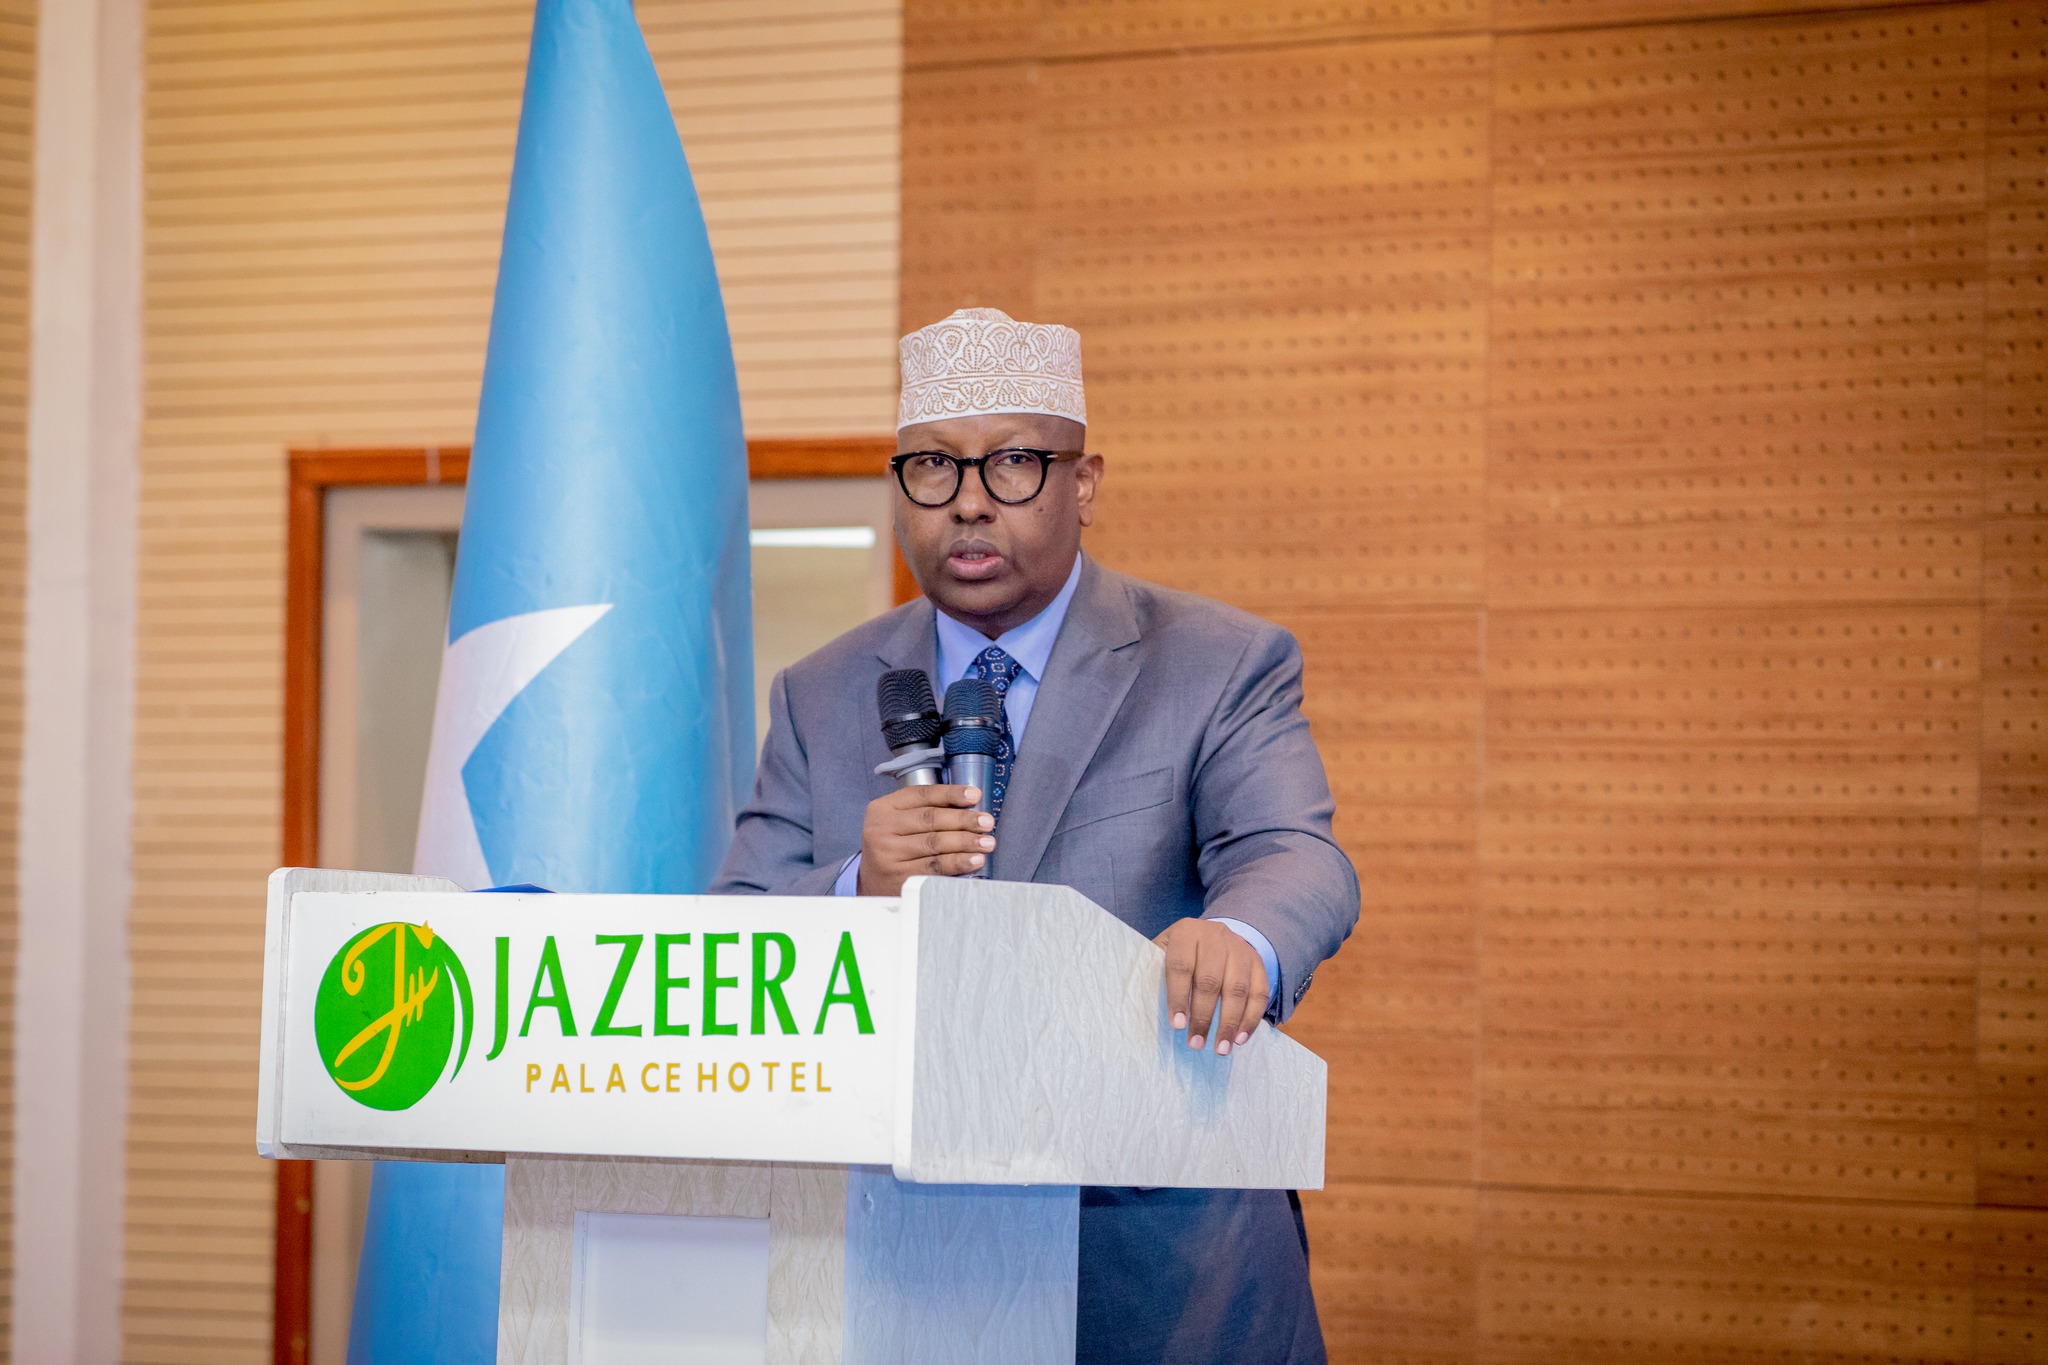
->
<box><xmin>1981</xmin><ymin>609</ymin><xmax>2046</xmax><ymax>1207</ymax></box>
<box><xmin>134</xmin><ymin>3</ymin><xmax>901</xmax><ymax>1360</ymax></box>
<box><xmin>905</xmin><ymin>0</ymin><xmax>1491</xmax><ymax>67</ymax></box>
<box><xmin>903</xmin><ymin>0</ymin><xmax>1039</xmax><ymax>68</ymax></box>
<box><xmin>1976</xmin><ymin>1209</ymin><xmax>2048</xmax><ymax>1362</ymax></box>
<box><xmin>1490</xmin><ymin>11</ymin><xmax>1984</xmax><ymax>611</ymax></box>
<box><xmin>1284</xmin><ymin>610</ymin><xmax>1480</xmax><ymax>1185</ymax></box>
<box><xmin>1989</xmin><ymin>0</ymin><xmax>2048</xmax><ymax>610</ymax></box>
<box><xmin>903</xmin><ymin>0</ymin><xmax>2048</xmax><ymax>1356</ymax></box>
<box><xmin>1033</xmin><ymin>0</ymin><xmax>1491</xmax><ymax>57</ymax></box>
<box><xmin>1478</xmin><ymin>1190</ymin><xmax>1977</xmax><ymax>1363</ymax></box>
<box><xmin>1982</xmin><ymin>1</ymin><xmax>2048</xmax><ymax>1218</ymax></box>
<box><xmin>899</xmin><ymin>61</ymin><xmax>1036</xmax><ymax>328</ymax></box>
<box><xmin>1482</xmin><ymin>605</ymin><xmax>1978</xmax><ymax>1202</ymax></box>
<box><xmin>1040</xmin><ymin>37</ymin><xmax>1491</xmax><ymax>609</ymax></box>
<box><xmin>0</xmin><ymin>0</ymin><xmax>26</xmax><ymax>1356</ymax></box>
<box><xmin>1493</xmin><ymin>0</ymin><xmax>1956</xmax><ymax>28</ymax></box>
<box><xmin>1307</xmin><ymin>1183</ymin><xmax>1475</xmax><ymax>1365</ymax></box>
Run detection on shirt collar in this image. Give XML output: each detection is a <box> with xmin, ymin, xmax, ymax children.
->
<box><xmin>934</xmin><ymin>553</ymin><xmax>1084</xmax><ymax>684</ymax></box>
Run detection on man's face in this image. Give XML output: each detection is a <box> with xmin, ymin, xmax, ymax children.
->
<box><xmin>893</xmin><ymin>411</ymin><xmax>1103</xmax><ymax>637</ymax></box>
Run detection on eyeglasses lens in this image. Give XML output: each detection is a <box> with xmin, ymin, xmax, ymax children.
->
<box><xmin>900</xmin><ymin>454</ymin><xmax>961</xmax><ymax>506</ymax></box>
<box><xmin>982</xmin><ymin>450</ymin><xmax>1046</xmax><ymax>503</ymax></box>
<box><xmin>899</xmin><ymin>450</ymin><xmax>1050</xmax><ymax>507</ymax></box>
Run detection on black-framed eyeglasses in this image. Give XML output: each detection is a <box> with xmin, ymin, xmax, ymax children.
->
<box><xmin>890</xmin><ymin>448</ymin><xmax>1087</xmax><ymax>508</ymax></box>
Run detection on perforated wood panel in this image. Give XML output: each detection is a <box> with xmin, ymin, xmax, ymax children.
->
<box><xmin>1283</xmin><ymin>610</ymin><xmax>1480</xmax><ymax>1185</ymax></box>
<box><xmin>1976</xmin><ymin>1209</ymin><xmax>2048</xmax><ymax>1363</ymax></box>
<box><xmin>1492</xmin><ymin>0</ymin><xmax>1955</xmax><ymax>28</ymax></box>
<box><xmin>1990</xmin><ymin>1</ymin><xmax>2048</xmax><ymax>608</ymax></box>
<box><xmin>900</xmin><ymin>61</ymin><xmax>1036</xmax><ymax>327</ymax></box>
<box><xmin>901</xmin><ymin>0</ymin><xmax>2048</xmax><ymax>1357</ymax></box>
<box><xmin>1479</xmin><ymin>1190</ymin><xmax>1976</xmax><ymax>1363</ymax></box>
<box><xmin>1038</xmin><ymin>37</ymin><xmax>1491</xmax><ymax>609</ymax></box>
<box><xmin>0</xmin><ymin>1</ymin><xmax>28</xmax><ymax>1354</ymax></box>
<box><xmin>905</xmin><ymin>0</ymin><xmax>1490</xmax><ymax>67</ymax></box>
<box><xmin>1034</xmin><ymin>0</ymin><xmax>1490</xmax><ymax>57</ymax></box>
<box><xmin>1309</xmin><ymin>1184</ymin><xmax>1474</xmax><ymax>1365</ymax></box>
<box><xmin>1482</xmin><ymin>606</ymin><xmax>1978</xmax><ymax>1201</ymax></box>
<box><xmin>1491</xmin><ymin>11</ymin><xmax>1984</xmax><ymax>610</ymax></box>
<box><xmin>1983</xmin><ymin>1</ymin><xmax>2048</xmax><ymax>1216</ymax></box>
<box><xmin>903</xmin><ymin>0</ymin><xmax>1041</xmax><ymax>67</ymax></box>
<box><xmin>1982</xmin><ymin>609</ymin><xmax>2046</xmax><ymax>1206</ymax></box>
<box><xmin>135</xmin><ymin>3</ymin><xmax>901</xmax><ymax>1359</ymax></box>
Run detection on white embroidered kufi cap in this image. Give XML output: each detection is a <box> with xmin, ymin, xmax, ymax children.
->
<box><xmin>897</xmin><ymin>307</ymin><xmax>1086</xmax><ymax>431</ymax></box>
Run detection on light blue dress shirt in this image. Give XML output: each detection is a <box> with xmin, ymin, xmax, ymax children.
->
<box><xmin>832</xmin><ymin>555</ymin><xmax>1282</xmax><ymax>1015</ymax></box>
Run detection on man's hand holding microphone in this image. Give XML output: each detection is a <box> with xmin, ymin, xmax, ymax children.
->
<box><xmin>860</xmin><ymin>667</ymin><xmax>1267</xmax><ymax>1053</ymax></box>
<box><xmin>859</xmin><ymin>669</ymin><xmax>997</xmax><ymax>895</ymax></box>
<box><xmin>855</xmin><ymin>785</ymin><xmax>994</xmax><ymax>894</ymax></box>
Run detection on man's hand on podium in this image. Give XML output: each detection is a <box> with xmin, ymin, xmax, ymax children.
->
<box><xmin>1155</xmin><ymin>918</ymin><xmax>1271</xmax><ymax>1057</ymax></box>
<box><xmin>856</xmin><ymin>784</ymin><xmax>998</xmax><ymax>896</ymax></box>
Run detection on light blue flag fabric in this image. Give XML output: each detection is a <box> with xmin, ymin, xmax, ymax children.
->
<box><xmin>347</xmin><ymin>0</ymin><xmax>754</xmax><ymax>1359</ymax></box>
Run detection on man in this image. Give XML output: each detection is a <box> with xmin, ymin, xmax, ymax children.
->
<box><xmin>713</xmin><ymin>307</ymin><xmax>1358</xmax><ymax>1363</ymax></box>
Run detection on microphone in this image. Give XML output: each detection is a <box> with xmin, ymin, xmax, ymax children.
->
<box><xmin>875</xmin><ymin>669</ymin><xmax>945</xmax><ymax>786</ymax></box>
<box><xmin>942</xmin><ymin>677</ymin><xmax>1004</xmax><ymax>825</ymax></box>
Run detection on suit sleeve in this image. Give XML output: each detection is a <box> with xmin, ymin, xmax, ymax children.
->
<box><xmin>709</xmin><ymin>667</ymin><xmax>844</xmax><ymax>897</ymax></box>
<box><xmin>1191</xmin><ymin>624</ymin><xmax>1360</xmax><ymax>1020</ymax></box>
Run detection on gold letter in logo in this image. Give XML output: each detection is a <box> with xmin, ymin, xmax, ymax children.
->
<box><xmin>331</xmin><ymin>923</ymin><xmax>443</xmax><ymax>1092</ymax></box>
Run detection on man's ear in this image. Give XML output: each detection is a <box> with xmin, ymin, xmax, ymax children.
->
<box><xmin>1074</xmin><ymin>451</ymin><xmax>1104</xmax><ymax>528</ymax></box>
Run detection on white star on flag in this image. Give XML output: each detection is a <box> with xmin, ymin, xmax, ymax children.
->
<box><xmin>412</xmin><ymin>603</ymin><xmax>612</xmax><ymax>888</ymax></box>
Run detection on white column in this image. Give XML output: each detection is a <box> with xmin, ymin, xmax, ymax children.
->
<box><xmin>13</xmin><ymin>0</ymin><xmax>142</xmax><ymax>1358</ymax></box>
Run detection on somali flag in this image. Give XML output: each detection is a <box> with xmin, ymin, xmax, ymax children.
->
<box><xmin>346</xmin><ymin>1</ymin><xmax>755</xmax><ymax>1359</ymax></box>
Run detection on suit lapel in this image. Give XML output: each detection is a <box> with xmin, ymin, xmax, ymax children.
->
<box><xmin>874</xmin><ymin>595</ymin><xmax>940</xmax><ymax>677</ymax></box>
<box><xmin>990</xmin><ymin>558</ymin><xmax>1141</xmax><ymax>882</ymax></box>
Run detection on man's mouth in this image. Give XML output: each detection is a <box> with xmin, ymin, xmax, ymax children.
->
<box><xmin>946</xmin><ymin>541</ymin><xmax>1005</xmax><ymax>581</ymax></box>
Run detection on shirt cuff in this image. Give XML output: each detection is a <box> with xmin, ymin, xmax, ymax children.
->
<box><xmin>1211</xmin><ymin>917</ymin><xmax>1282</xmax><ymax>1022</ymax></box>
<box><xmin>831</xmin><ymin>853</ymin><xmax>860</xmax><ymax>897</ymax></box>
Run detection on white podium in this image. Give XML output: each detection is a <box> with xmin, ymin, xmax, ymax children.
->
<box><xmin>258</xmin><ymin>868</ymin><xmax>1326</xmax><ymax>1364</ymax></box>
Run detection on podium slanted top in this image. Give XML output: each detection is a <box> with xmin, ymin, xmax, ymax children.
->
<box><xmin>257</xmin><ymin>868</ymin><xmax>1325</xmax><ymax>1191</ymax></box>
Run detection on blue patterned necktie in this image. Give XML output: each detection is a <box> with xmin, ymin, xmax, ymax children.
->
<box><xmin>968</xmin><ymin>645</ymin><xmax>1020</xmax><ymax>822</ymax></box>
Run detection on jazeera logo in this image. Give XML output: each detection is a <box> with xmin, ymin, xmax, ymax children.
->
<box><xmin>314</xmin><ymin>922</ymin><xmax>476</xmax><ymax>1111</ymax></box>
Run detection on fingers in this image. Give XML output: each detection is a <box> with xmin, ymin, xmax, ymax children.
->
<box><xmin>1160</xmin><ymin>924</ymin><xmax>1197</xmax><ymax>1035</ymax></box>
<box><xmin>884</xmin><ymin>783</ymin><xmax>983</xmax><ymax>813</ymax></box>
<box><xmin>1237</xmin><ymin>967</ymin><xmax>1271</xmax><ymax>1051</ymax></box>
<box><xmin>861</xmin><ymin>785</ymin><xmax>996</xmax><ymax>896</ymax></box>
<box><xmin>914</xmin><ymin>825</ymin><xmax>994</xmax><ymax>873</ymax></box>
<box><xmin>1211</xmin><ymin>949</ymin><xmax>1269</xmax><ymax>1057</ymax></box>
<box><xmin>926</xmin><ymin>851</ymin><xmax>986</xmax><ymax>876</ymax></box>
<box><xmin>1158</xmin><ymin>920</ymin><xmax>1270</xmax><ymax>1056</ymax></box>
<box><xmin>909</xmin><ymin>799</ymin><xmax>992</xmax><ymax>835</ymax></box>
<box><xmin>1185</xmin><ymin>943</ymin><xmax>1225</xmax><ymax>1052</ymax></box>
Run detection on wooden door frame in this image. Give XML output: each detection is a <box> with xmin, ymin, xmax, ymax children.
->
<box><xmin>274</xmin><ymin>436</ymin><xmax>900</xmax><ymax>1364</ymax></box>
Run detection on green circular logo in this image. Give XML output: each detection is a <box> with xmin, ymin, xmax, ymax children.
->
<box><xmin>314</xmin><ymin>922</ymin><xmax>475</xmax><ymax>1111</ymax></box>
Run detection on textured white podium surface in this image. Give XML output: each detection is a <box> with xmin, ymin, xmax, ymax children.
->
<box><xmin>841</xmin><ymin>1171</ymin><xmax>1076</xmax><ymax>1364</ymax></box>
<box><xmin>897</xmin><ymin>877</ymin><xmax>1327</xmax><ymax>1188</ymax></box>
<box><xmin>259</xmin><ymin>871</ymin><xmax>1325</xmax><ymax>1186</ymax></box>
<box><xmin>499</xmin><ymin>1160</ymin><xmax>1076</xmax><ymax>1365</ymax></box>
<box><xmin>499</xmin><ymin>1157</ymin><xmax>844</xmax><ymax>1365</ymax></box>
<box><xmin>258</xmin><ymin>868</ymin><xmax>1328</xmax><ymax>1365</ymax></box>
<box><xmin>573</xmin><ymin>1209</ymin><xmax>770</xmax><ymax>1364</ymax></box>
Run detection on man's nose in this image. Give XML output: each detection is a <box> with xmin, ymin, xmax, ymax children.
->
<box><xmin>952</xmin><ymin>468</ymin><xmax>997</xmax><ymax>521</ymax></box>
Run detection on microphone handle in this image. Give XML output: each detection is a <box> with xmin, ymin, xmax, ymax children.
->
<box><xmin>946</xmin><ymin>753</ymin><xmax>994</xmax><ymax>812</ymax></box>
<box><xmin>945</xmin><ymin>752</ymin><xmax>995</xmax><ymax>878</ymax></box>
<box><xmin>894</xmin><ymin>762</ymin><xmax>943</xmax><ymax>787</ymax></box>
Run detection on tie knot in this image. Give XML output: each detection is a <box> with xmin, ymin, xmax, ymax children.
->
<box><xmin>970</xmin><ymin>645</ymin><xmax>1020</xmax><ymax>695</ymax></box>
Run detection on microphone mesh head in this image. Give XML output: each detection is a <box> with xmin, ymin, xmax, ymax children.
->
<box><xmin>878</xmin><ymin>669</ymin><xmax>943</xmax><ymax>748</ymax></box>
<box><xmin>942</xmin><ymin>677</ymin><xmax>998</xmax><ymax>724</ymax></box>
<box><xmin>941</xmin><ymin>678</ymin><xmax>1005</xmax><ymax>757</ymax></box>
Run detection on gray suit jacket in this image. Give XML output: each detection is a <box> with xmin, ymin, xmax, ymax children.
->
<box><xmin>713</xmin><ymin>555</ymin><xmax>1356</xmax><ymax>1361</ymax></box>
<box><xmin>712</xmin><ymin>555</ymin><xmax>1358</xmax><ymax>1019</ymax></box>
